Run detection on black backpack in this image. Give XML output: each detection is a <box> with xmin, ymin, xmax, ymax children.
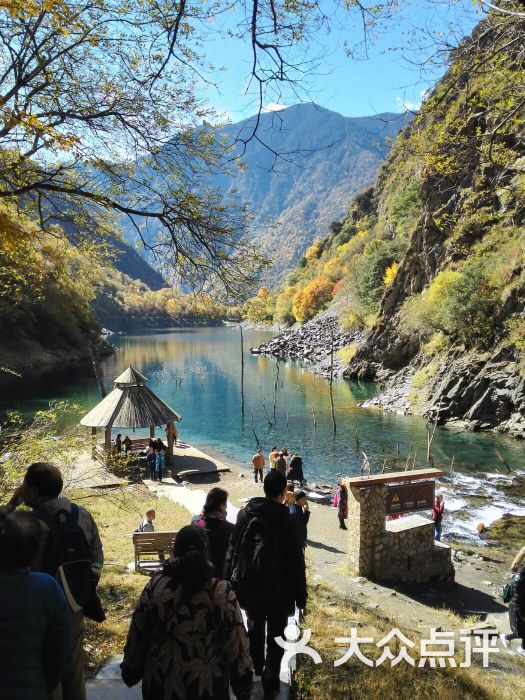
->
<box><xmin>33</xmin><ymin>504</ymin><xmax>94</xmax><ymax>612</ymax></box>
<box><xmin>228</xmin><ymin>514</ymin><xmax>281</xmax><ymax>610</ymax></box>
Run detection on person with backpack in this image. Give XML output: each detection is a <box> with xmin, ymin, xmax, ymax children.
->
<box><xmin>137</xmin><ymin>509</ymin><xmax>155</xmax><ymax>533</ymax></box>
<box><xmin>121</xmin><ymin>526</ymin><xmax>253</xmax><ymax>700</ymax></box>
<box><xmin>0</xmin><ymin>510</ymin><xmax>71</xmax><ymax>699</ymax></box>
<box><xmin>225</xmin><ymin>470</ymin><xmax>307</xmax><ymax>698</ymax></box>
<box><xmin>4</xmin><ymin>462</ymin><xmax>104</xmax><ymax>700</ymax></box>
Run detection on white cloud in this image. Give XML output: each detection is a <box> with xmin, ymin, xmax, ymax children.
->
<box><xmin>262</xmin><ymin>102</ymin><xmax>287</xmax><ymax>113</ymax></box>
<box><xmin>395</xmin><ymin>89</ymin><xmax>429</xmax><ymax>112</ymax></box>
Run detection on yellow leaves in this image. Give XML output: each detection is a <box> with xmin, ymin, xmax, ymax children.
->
<box><xmin>383</xmin><ymin>261</ymin><xmax>399</xmax><ymax>287</ymax></box>
<box><xmin>292</xmin><ymin>277</ymin><xmax>333</xmax><ymax>323</ymax></box>
<box><xmin>304</xmin><ymin>239</ymin><xmax>321</xmax><ymax>261</ymax></box>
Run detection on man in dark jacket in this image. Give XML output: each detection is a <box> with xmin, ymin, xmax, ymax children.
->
<box><xmin>4</xmin><ymin>462</ymin><xmax>104</xmax><ymax>700</ymax></box>
<box><xmin>225</xmin><ymin>470</ymin><xmax>307</xmax><ymax>698</ymax></box>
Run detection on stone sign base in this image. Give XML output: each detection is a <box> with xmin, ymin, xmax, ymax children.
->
<box><xmin>344</xmin><ymin>471</ymin><xmax>454</xmax><ymax>584</ymax></box>
<box><xmin>378</xmin><ymin>515</ymin><xmax>454</xmax><ymax>583</ymax></box>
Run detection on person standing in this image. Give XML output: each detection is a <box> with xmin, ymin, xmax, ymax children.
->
<box><xmin>121</xmin><ymin>526</ymin><xmax>253</xmax><ymax>700</ymax></box>
<box><xmin>123</xmin><ymin>436</ymin><xmax>132</xmax><ymax>454</ymax></box>
<box><xmin>145</xmin><ymin>446</ymin><xmax>156</xmax><ymax>481</ymax></box>
<box><xmin>275</xmin><ymin>451</ymin><xmax>287</xmax><ymax>476</ymax></box>
<box><xmin>252</xmin><ymin>448</ymin><xmax>265</xmax><ymax>484</ymax></box>
<box><xmin>503</xmin><ymin>546</ymin><xmax>525</xmax><ymax>656</ymax></box>
<box><xmin>289</xmin><ymin>490</ymin><xmax>310</xmax><ymax>549</ymax></box>
<box><xmin>225</xmin><ymin>470</ymin><xmax>307</xmax><ymax>698</ymax></box>
<box><xmin>4</xmin><ymin>462</ymin><xmax>104</xmax><ymax>700</ymax></box>
<box><xmin>114</xmin><ymin>434</ymin><xmax>122</xmax><ymax>454</ymax></box>
<box><xmin>0</xmin><ymin>511</ymin><xmax>71</xmax><ymax>699</ymax></box>
<box><xmin>268</xmin><ymin>447</ymin><xmax>279</xmax><ymax>470</ymax></box>
<box><xmin>432</xmin><ymin>494</ymin><xmax>445</xmax><ymax>541</ymax></box>
<box><xmin>154</xmin><ymin>449</ymin><xmax>165</xmax><ymax>483</ymax></box>
<box><xmin>198</xmin><ymin>487</ymin><xmax>234</xmax><ymax>577</ymax></box>
<box><xmin>288</xmin><ymin>453</ymin><xmax>304</xmax><ymax>486</ymax></box>
<box><xmin>335</xmin><ymin>481</ymin><xmax>348</xmax><ymax>530</ymax></box>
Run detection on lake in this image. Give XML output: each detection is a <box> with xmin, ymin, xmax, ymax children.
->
<box><xmin>1</xmin><ymin>327</ymin><xmax>524</xmax><ymax>538</ymax></box>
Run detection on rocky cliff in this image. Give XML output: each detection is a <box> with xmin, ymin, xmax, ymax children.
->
<box><xmin>252</xmin><ymin>14</ymin><xmax>525</xmax><ymax>438</ymax></box>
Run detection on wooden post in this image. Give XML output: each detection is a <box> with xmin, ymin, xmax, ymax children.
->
<box><xmin>104</xmin><ymin>425</ymin><xmax>112</xmax><ymax>456</ymax></box>
<box><xmin>166</xmin><ymin>422</ymin><xmax>174</xmax><ymax>467</ymax></box>
<box><xmin>150</xmin><ymin>426</ymin><xmax>155</xmax><ymax>439</ymax></box>
<box><xmin>240</xmin><ymin>324</ymin><xmax>245</xmax><ymax>421</ymax></box>
<box><xmin>91</xmin><ymin>427</ymin><xmax>97</xmax><ymax>459</ymax></box>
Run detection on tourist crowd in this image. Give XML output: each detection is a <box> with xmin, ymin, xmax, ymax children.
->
<box><xmin>1</xmin><ymin>461</ymin><xmax>524</xmax><ymax>700</ymax></box>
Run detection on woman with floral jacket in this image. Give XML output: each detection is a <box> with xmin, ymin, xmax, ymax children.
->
<box><xmin>121</xmin><ymin>526</ymin><xmax>253</xmax><ymax>700</ymax></box>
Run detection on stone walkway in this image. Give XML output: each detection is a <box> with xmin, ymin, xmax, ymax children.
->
<box><xmin>87</xmin><ymin>653</ymin><xmax>292</xmax><ymax>699</ymax></box>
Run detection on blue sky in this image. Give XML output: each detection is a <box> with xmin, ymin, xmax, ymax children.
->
<box><xmin>200</xmin><ymin>0</ymin><xmax>483</xmax><ymax>121</ymax></box>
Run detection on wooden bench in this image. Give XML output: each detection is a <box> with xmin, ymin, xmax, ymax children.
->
<box><xmin>133</xmin><ymin>531</ymin><xmax>177</xmax><ymax>573</ymax></box>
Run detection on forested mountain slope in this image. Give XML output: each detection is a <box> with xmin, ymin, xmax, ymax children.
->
<box><xmin>122</xmin><ymin>104</ymin><xmax>406</xmax><ymax>280</ymax></box>
<box><xmin>251</xmin><ymin>15</ymin><xmax>525</xmax><ymax>437</ymax></box>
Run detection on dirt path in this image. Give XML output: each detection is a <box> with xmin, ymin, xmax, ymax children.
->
<box><xmin>176</xmin><ymin>449</ymin><xmax>524</xmax><ymax>677</ymax></box>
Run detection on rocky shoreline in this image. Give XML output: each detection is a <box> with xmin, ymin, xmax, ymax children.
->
<box><xmin>250</xmin><ymin>310</ymin><xmax>525</xmax><ymax>438</ymax></box>
<box><xmin>0</xmin><ymin>337</ymin><xmax>115</xmax><ymax>376</ymax></box>
<box><xmin>250</xmin><ymin>309</ymin><xmax>361</xmax><ymax>370</ymax></box>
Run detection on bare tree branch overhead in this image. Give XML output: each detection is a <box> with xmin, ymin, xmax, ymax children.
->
<box><xmin>0</xmin><ymin>0</ymin><xmax>521</xmax><ymax>297</ymax></box>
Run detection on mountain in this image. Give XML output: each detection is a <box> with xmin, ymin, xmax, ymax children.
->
<box><xmin>249</xmin><ymin>17</ymin><xmax>525</xmax><ymax>437</ymax></box>
<box><xmin>122</xmin><ymin>104</ymin><xmax>406</xmax><ymax>280</ymax></box>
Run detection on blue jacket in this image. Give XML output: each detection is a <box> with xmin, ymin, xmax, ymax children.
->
<box><xmin>0</xmin><ymin>567</ymin><xmax>70</xmax><ymax>699</ymax></box>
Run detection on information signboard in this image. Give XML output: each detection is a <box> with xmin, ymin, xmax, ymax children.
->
<box><xmin>385</xmin><ymin>481</ymin><xmax>435</xmax><ymax>515</ymax></box>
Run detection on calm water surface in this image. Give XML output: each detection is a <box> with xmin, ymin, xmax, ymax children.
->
<box><xmin>2</xmin><ymin>327</ymin><xmax>524</xmax><ymax>536</ymax></box>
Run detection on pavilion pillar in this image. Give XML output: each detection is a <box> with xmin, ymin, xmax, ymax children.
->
<box><xmin>166</xmin><ymin>422</ymin><xmax>174</xmax><ymax>467</ymax></box>
<box><xmin>150</xmin><ymin>426</ymin><xmax>155</xmax><ymax>439</ymax></box>
<box><xmin>91</xmin><ymin>427</ymin><xmax>97</xmax><ymax>459</ymax></box>
<box><xmin>104</xmin><ymin>426</ymin><xmax>112</xmax><ymax>457</ymax></box>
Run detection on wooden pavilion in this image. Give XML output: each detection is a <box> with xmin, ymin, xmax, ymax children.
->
<box><xmin>80</xmin><ymin>365</ymin><xmax>181</xmax><ymax>465</ymax></box>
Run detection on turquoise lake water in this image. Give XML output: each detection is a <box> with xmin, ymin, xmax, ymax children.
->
<box><xmin>2</xmin><ymin>326</ymin><xmax>524</xmax><ymax>538</ymax></box>
<box><xmin>2</xmin><ymin>327</ymin><xmax>523</xmax><ymax>489</ymax></box>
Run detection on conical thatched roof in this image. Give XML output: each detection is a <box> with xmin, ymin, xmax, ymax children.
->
<box><xmin>114</xmin><ymin>365</ymin><xmax>148</xmax><ymax>386</ymax></box>
<box><xmin>80</xmin><ymin>365</ymin><xmax>180</xmax><ymax>428</ymax></box>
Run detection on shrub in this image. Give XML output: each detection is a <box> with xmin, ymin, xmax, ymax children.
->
<box><xmin>422</xmin><ymin>331</ymin><xmax>449</xmax><ymax>356</ymax></box>
<box><xmin>383</xmin><ymin>261</ymin><xmax>400</xmax><ymax>286</ymax></box>
<box><xmin>356</xmin><ymin>240</ymin><xmax>403</xmax><ymax>311</ymax></box>
<box><xmin>388</xmin><ymin>181</ymin><xmax>421</xmax><ymax>237</ymax></box>
<box><xmin>292</xmin><ymin>277</ymin><xmax>333</xmax><ymax>323</ymax></box>
<box><xmin>411</xmin><ymin>363</ymin><xmax>438</xmax><ymax>389</ymax></box>
<box><xmin>337</xmin><ymin>343</ymin><xmax>358</xmax><ymax>365</ymax></box>
<box><xmin>441</xmin><ymin>262</ymin><xmax>499</xmax><ymax>348</ymax></box>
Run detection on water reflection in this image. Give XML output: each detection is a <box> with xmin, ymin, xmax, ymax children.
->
<box><xmin>1</xmin><ymin>327</ymin><xmax>524</xmax><ymax>487</ymax></box>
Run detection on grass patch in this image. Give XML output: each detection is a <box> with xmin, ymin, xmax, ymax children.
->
<box><xmin>75</xmin><ymin>485</ymin><xmax>189</xmax><ymax>677</ymax></box>
<box><xmin>295</xmin><ymin>582</ymin><xmax>525</xmax><ymax>699</ymax></box>
<box><xmin>336</xmin><ymin>343</ymin><xmax>358</xmax><ymax>365</ymax></box>
<box><xmin>486</xmin><ymin>515</ymin><xmax>525</xmax><ymax>558</ymax></box>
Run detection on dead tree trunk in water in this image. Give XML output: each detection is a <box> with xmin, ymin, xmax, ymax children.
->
<box><xmin>89</xmin><ymin>344</ymin><xmax>106</xmax><ymax>398</ymax></box>
<box><xmin>273</xmin><ymin>359</ymin><xmax>280</xmax><ymax>424</ymax></box>
<box><xmin>239</xmin><ymin>325</ymin><xmax>245</xmax><ymax>421</ymax></box>
<box><xmin>329</xmin><ymin>329</ymin><xmax>336</xmax><ymax>436</ymax></box>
